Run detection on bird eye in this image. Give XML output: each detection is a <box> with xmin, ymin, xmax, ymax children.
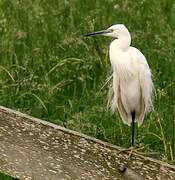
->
<box><xmin>108</xmin><ymin>29</ymin><xmax>113</xmax><ymax>32</ymax></box>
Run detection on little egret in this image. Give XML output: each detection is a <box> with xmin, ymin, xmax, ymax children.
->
<box><xmin>83</xmin><ymin>24</ymin><xmax>154</xmax><ymax>153</ymax></box>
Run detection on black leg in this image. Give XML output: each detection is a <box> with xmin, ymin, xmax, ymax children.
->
<box><xmin>131</xmin><ymin>111</ymin><xmax>135</xmax><ymax>147</ymax></box>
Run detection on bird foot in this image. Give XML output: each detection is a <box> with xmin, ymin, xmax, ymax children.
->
<box><xmin>118</xmin><ymin>146</ymin><xmax>146</xmax><ymax>158</ymax></box>
<box><xmin>118</xmin><ymin>146</ymin><xmax>159</xmax><ymax>158</ymax></box>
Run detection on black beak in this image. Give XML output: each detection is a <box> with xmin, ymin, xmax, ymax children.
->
<box><xmin>83</xmin><ymin>30</ymin><xmax>110</xmax><ymax>37</ymax></box>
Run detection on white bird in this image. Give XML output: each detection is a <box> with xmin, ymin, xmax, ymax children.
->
<box><xmin>83</xmin><ymin>24</ymin><xmax>154</xmax><ymax>148</ymax></box>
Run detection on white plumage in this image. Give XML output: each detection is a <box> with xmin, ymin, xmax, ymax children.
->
<box><xmin>83</xmin><ymin>24</ymin><xmax>154</xmax><ymax>139</ymax></box>
<box><xmin>107</xmin><ymin>24</ymin><xmax>154</xmax><ymax>127</ymax></box>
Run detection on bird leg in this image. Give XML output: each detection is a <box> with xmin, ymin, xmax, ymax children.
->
<box><xmin>131</xmin><ymin>111</ymin><xmax>135</xmax><ymax>147</ymax></box>
<box><xmin>118</xmin><ymin>111</ymin><xmax>145</xmax><ymax>157</ymax></box>
<box><xmin>118</xmin><ymin>112</ymin><xmax>159</xmax><ymax>157</ymax></box>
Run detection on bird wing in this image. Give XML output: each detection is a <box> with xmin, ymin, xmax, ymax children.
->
<box><xmin>108</xmin><ymin>51</ymin><xmax>134</xmax><ymax>126</ymax></box>
<box><xmin>129</xmin><ymin>47</ymin><xmax>154</xmax><ymax>126</ymax></box>
<box><xmin>107</xmin><ymin>71</ymin><xmax>132</xmax><ymax>126</ymax></box>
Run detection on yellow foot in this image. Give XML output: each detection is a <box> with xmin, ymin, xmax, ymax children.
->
<box><xmin>118</xmin><ymin>146</ymin><xmax>146</xmax><ymax>158</ymax></box>
<box><xmin>118</xmin><ymin>146</ymin><xmax>159</xmax><ymax>158</ymax></box>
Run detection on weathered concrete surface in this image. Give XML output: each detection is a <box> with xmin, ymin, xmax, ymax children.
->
<box><xmin>0</xmin><ymin>106</ymin><xmax>174</xmax><ymax>180</ymax></box>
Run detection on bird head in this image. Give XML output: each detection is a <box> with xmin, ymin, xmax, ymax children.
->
<box><xmin>83</xmin><ymin>24</ymin><xmax>130</xmax><ymax>39</ymax></box>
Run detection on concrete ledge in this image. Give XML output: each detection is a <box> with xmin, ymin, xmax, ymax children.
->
<box><xmin>0</xmin><ymin>106</ymin><xmax>175</xmax><ymax>180</ymax></box>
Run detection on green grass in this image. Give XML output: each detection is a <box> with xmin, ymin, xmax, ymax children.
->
<box><xmin>0</xmin><ymin>2</ymin><xmax>174</xmax><ymax>179</ymax></box>
<box><xmin>0</xmin><ymin>172</ymin><xmax>19</xmax><ymax>180</ymax></box>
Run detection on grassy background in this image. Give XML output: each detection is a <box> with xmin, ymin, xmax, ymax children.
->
<box><xmin>0</xmin><ymin>0</ymin><xmax>175</xmax><ymax>179</ymax></box>
<box><xmin>0</xmin><ymin>173</ymin><xmax>19</xmax><ymax>180</ymax></box>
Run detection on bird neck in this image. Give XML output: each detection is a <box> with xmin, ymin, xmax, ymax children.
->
<box><xmin>111</xmin><ymin>35</ymin><xmax>131</xmax><ymax>51</ymax></box>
